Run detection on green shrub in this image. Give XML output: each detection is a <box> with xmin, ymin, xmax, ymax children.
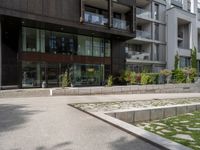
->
<box><xmin>191</xmin><ymin>47</ymin><xmax>197</xmax><ymax>69</ymax></box>
<box><xmin>174</xmin><ymin>52</ymin><xmax>179</xmax><ymax>70</ymax></box>
<box><xmin>182</xmin><ymin>68</ymin><xmax>197</xmax><ymax>83</ymax></box>
<box><xmin>59</xmin><ymin>72</ymin><xmax>71</xmax><ymax>88</ymax></box>
<box><xmin>141</xmin><ymin>73</ymin><xmax>159</xmax><ymax>85</ymax></box>
<box><xmin>123</xmin><ymin>70</ymin><xmax>136</xmax><ymax>85</ymax></box>
<box><xmin>173</xmin><ymin>69</ymin><xmax>186</xmax><ymax>83</ymax></box>
<box><xmin>141</xmin><ymin>73</ymin><xmax>150</xmax><ymax>85</ymax></box>
<box><xmin>107</xmin><ymin>75</ymin><xmax>113</xmax><ymax>87</ymax></box>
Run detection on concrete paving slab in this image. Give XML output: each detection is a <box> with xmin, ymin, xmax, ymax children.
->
<box><xmin>0</xmin><ymin>93</ymin><xmax>200</xmax><ymax>150</ymax></box>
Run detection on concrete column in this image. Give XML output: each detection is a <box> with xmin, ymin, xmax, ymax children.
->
<box><xmin>0</xmin><ymin>19</ymin><xmax>2</xmax><ymax>88</ymax></box>
<box><xmin>191</xmin><ymin>0</ymin><xmax>197</xmax><ymax>14</ymax></box>
<box><xmin>108</xmin><ymin>0</ymin><xmax>112</xmax><ymax>28</ymax></box>
<box><xmin>166</xmin><ymin>0</ymin><xmax>172</xmax><ymax>9</ymax></box>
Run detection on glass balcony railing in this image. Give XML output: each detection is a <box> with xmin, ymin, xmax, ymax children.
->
<box><xmin>136</xmin><ymin>7</ymin><xmax>151</xmax><ymax>19</ymax></box>
<box><xmin>126</xmin><ymin>51</ymin><xmax>151</xmax><ymax>61</ymax></box>
<box><xmin>136</xmin><ymin>30</ymin><xmax>152</xmax><ymax>39</ymax></box>
<box><xmin>84</xmin><ymin>11</ymin><xmax>108</xmax><ymax>26</ymax></box>
<box><xmin>112</xmin><ymin>18</ymin><xmax>128</xmax><ymax>30</ymax></box>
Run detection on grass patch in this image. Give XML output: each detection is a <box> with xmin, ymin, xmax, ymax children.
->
<box><xmin>137</xmin><ymin>111</ymin><xmax>200</xmax><ymax>150</ymax></box>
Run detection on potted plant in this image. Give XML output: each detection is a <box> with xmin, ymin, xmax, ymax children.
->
<box><xmin>160</xmin><ymin>69</ymin><xmax>172</xmax><ymax>84</ymax></box>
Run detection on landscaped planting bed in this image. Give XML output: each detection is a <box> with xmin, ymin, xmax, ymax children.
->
<box><xmin>71</xmin><ymin>97</ymin><xmax>200</xmax><ymax>112</ymax></box>
<box><xmin>136</xmin><ymin>111</ymin><xmax>200</xmax><ymax>150</ymax></box>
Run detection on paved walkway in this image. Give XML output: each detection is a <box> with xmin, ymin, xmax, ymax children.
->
<box><xmin>0</xmin><ymin>93</ymin><xmax>200</xmax><ymax>150</ymax></box>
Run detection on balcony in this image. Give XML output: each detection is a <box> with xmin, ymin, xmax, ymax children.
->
<box><xmin>136</xmin><ymin>30</ymin><xmax>151</xmax><ymax>39</ymax></box>
<box><xmin>171</xmin><ymin>0</ymin><xmax>182</xmax><ymax>8</ymax></box>
<box><xmin>136</xmin><ymin>7</ymin><xmax>151</xmax><ymax>19</ymax></box>
<box><xmin>84</xmin><ymin>11</ymin><xmax>108</xmax><ymax>26</ymax></box>
<box><xmin>112</xmin><ymin>18</ymin><xmax>128</xmax><ymax>30</ymax></box>
<box><xmin>126</xmin><ymin>51</ymin><xmax>151</xmax><ymax>61</ymax></box>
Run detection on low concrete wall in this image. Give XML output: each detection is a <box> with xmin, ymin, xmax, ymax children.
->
<box><xmin>0</xmin><ymin>89</ymin><xmax>50</xmax><ymax>98</ymax></box>
<box><xmin>51</xmin><ymin>83</ymin><xmax>200</xmax><ymax>96</ymax></box>
<box><xmin>107</xmin><ymin>103</ymin><xmax>200</xmax><ymax>124</ymax></box>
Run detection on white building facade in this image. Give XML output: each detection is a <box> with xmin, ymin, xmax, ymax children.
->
<box><xmin>126</xmin><ymin>0</ymin><xmax>200</xmax><ymax>75</ymax></box>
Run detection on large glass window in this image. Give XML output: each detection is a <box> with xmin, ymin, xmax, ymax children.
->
<box><xmin>93</xmin><ymin>38</ymin><xmax>104</xmax><ymax>57</ymax></box>
<box><xmin>45</xmin><ymin>31</ymin><xmax>76</xmax><ymax>55</ymax></box>
<box><xmin>105</xmin><ymin>40</ymin><xmax>111</xmax><ymax>57</ymax></box>
<box><xmin>154</xmin><ymin>3</ymin><xmax>159</xmax><ymax>20</ymax></box>
<box><xmin>180</xmin><ymin>57</ymin><xmax>191</xmax><ymax>68</ymax></box>
<box><xmin>22</xmin><ymin>28</ymin><xmax>37</xmax><ymax>52</ymax></box>
<box><xmin>22</xmin><ymin>62</ymin><xmax>43</xmax><ymax>88</ymax></box>
<box><xmin>155</xmin><ymin>23</ymin><xmax>159</xmax><ymax>40</ymax></box>
<box><xmin>47</xmin><ymin>64</ymin><xmax>60</xmax><ymax>87</ymax></box>
<box><xmin>78</xmin><ymin>35</ymin><xmax>93</xmax><ymax>56</ymax></box>
<box><xmin>73</xmin><ymin>64</ymin><xmax>104</xmax><ymax>86</ymax></box>
<box><xmin>22</xmin><ymin>27</ymin><xmax>111</xmax><ymax>58</ymax></box>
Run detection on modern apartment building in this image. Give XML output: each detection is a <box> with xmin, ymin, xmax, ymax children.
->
<box><xmin>126</xmin><ymin>0</ymin><xmax>200</xmax><ymax>74</ymax></box>
<box><xmin>166</xmin><ymin>0</ymin><xmax>200</xmax><ymax>71</ymax></box>
<box><xmin>0</xmin><ymin>0</ymin><xmax>135</xmax><ymax>88</ymax></box>
<box><xmin>126</xmin><ymin>0</ymin><xmax>167</xmax><ymax>73</ymax></box>
<box><xmin>0</xmin><ymin>0</ymin><xmax>199</xmax><ymax>89</ymax></box>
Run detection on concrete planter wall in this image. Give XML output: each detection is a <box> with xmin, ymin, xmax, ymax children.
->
<box><xmin>51</xmin><ymin>83</ymin><xmax>200</xmax><ymax>96</ymax></box>
<box><xmin>106</xmin><ymin>103</ymin><xmax>200</xmax><ymax>124</ymax></box>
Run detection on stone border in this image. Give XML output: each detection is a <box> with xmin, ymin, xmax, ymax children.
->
<box><xmin>106</xmin><ymin>103</ymin><xmax>200</xmax><ymax>123</ymax></box>
<box><xmin>51</xmin><ymin>83</ymin><xmax>200</xmax><ymax>96</ymax></box>
<box><xmin>92</xmin><ymin>112</ymin><xmax>191</xmax><ymax>150</ymax></box>
<box><xmin>70</xmin><ymin>103</ymin><xmax>194</xmax><ymax>150</ymax></box>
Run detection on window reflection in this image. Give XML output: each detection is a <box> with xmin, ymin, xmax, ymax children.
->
<box><xmin>73</xmin><ymin>64</ymin><xmax>104</xmax><ymax>86</ymax></box>
<box><xmin>78</xmin><ymin>35</ymin><xmax>93</xmax><ymax>56</ymax></box>
<box><xmin>22</xmin><ymin>62</ymin><xmax>106</xmax><ymax>87</ymax></box>
<box><xmin>22</xmin><ymin>62</ymin><xmax>42</xmax><ymax>88</ymax></box>
<box><xmin>22</xmin><ymin>27</ymin><xmax>111</xmax><ymax>58</ymax></box>
<box><xmin>45</xmin><ymin>31</ymin><xmax>76</xmax><ymax>55</ymax></box>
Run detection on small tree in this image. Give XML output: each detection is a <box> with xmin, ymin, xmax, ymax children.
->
<box><xmin>59</xmin><ymin>71</ymin><xmax>71</xmax><ymax>88</ymax></box>
<box><xmin>174</xmin><ymin>52</ymin><xmax>179</xmax><ymax>70</ymax></box>
<box><xmin>107</xmin><ymin>75</ymin><xmax>113</xmax><ymax>87</ymax></box>
<box><xmin>191</xmin><ymin>47</ymin><xmax>197</xmax><ymax>69</ymax></box>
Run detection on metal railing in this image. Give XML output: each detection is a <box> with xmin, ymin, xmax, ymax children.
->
<box><xmin>136</xmin><ymin>30</ymin><xmax>152</xmax><ymax>39</ymax></box>
<box><xmin>136</xmin><ymin>7</ymin><xmax>151</xmax><ymax>19</ymax></box>
<box><xmin>112</xmin><ymin>18</ymin><xmax>128</xmax><ymax>30</ymax></box>
<box><xmin>84</xmin><ymin>11</ymin><xmax>108</xmax><ymax>26</ymax></box>
<box><xmin>126</xmin><ymin>51</ymin><xmax>151</xmax><ymax>61</ymax></box>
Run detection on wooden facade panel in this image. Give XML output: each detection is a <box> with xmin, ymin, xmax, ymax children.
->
<box><xmin>0</xmin><ymin>0</ymin><xmax>28</xmax><ymax>11</ymax></box>
<box><xmin>43</xmin><ymin>0</ymin><xmax>80</xmax><ymax>22</ymax></box>
<box><xmin>27</xmin><ymin>0</ymin><xmax>43</xmax><ymax>14</ymax></box>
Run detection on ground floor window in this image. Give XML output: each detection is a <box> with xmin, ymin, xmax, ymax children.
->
<box><xmin>22</xmin><ymin>61</ymin><xmax>105</xmax><ymax>88</ymax></box>
<box><xmin>22</xmin><ymin>62</ymin><xmax>44</xmax><ymax>88</ymax></box>
<box><xmin>180</xmin><ymin>56</ymin><xmax>191</xmax><ymax>68</ymax></box>
<box><xmin>73</xmin><ymin>64</ymin><xmax>104</xmax><ymax>86</ymax></box>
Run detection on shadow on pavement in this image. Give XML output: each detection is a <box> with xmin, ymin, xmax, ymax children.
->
<box><xmin>110</xmin><ymin>137</ymin><xmax>161</xmax><ymax>150</ymax></box>
<box><xmin>36</xmin><ymin>141</ymin><xmax>72</xmax><ymax>150</ymax></box>
<box><xmin>0</xmin><ymin>104</ymin><xmax>41</xmax><ymax>133</ymax></box>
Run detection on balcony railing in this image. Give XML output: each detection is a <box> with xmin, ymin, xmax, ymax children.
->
<box><xmin>136</xmin><ymin>7</ymin><xmax>151</xmax><ymax>19</ymax></box>
<box><xmin>198</xmin><ymin>12</ymin><xmax>200</xmax><ymax>21</ymax></box>
<box><xmin>136</xmin><ymin>30</ymin><xmax>152</xmax><ymax>39</ymax></box>
<box><xmin>112</xmin><ymin>18</ymin><xmax>128</xmax><ymax>30</ymax></box>
<box><xmin>84</xmin><ymin>11</ymin><xmax>108</xmax><ymax>26</ymax></box>
<box><xmin>171</xmin><ymin>0</ymin><xmax>182</xmax><ymax>7</ymax></box>
<box><xmin>126</xmin><ymin>51</ymin><xmax>151</xmax><ymax>61</ymax></box>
